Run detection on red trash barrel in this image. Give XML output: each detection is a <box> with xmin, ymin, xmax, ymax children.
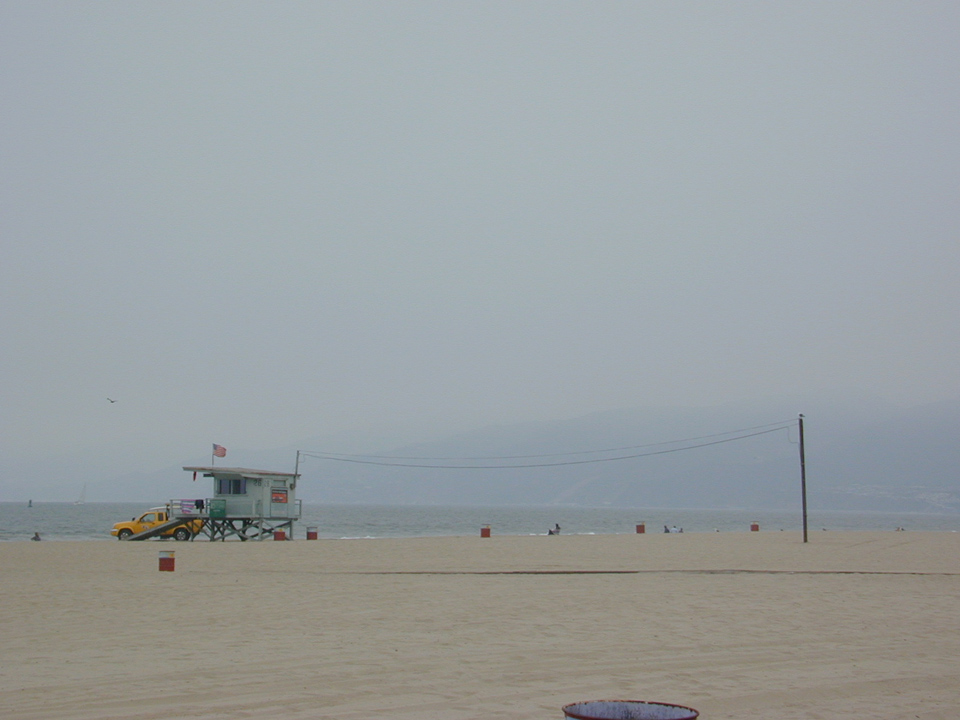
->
<box><xmin>158</xmin><ymin>550</ymin><xmax>175</xmax><ymax>572</ymax></box>
<box><xmin>480</xmin><ymin>526</ymin><xmax>491</xmax><ymax>538</ymax></box>
<box><xmin>636</xmin><ymin>523</ymin><xmax>645</xmax><ymax>534</ymax></box>
<box><xmin>273</xmin><ymin>530</ymin><xmax>287</xmax><ymax>541</ymax></box>
<box><xmin>306</xmin><ymin>526</ymin><xmax>318</xmax><ymax>540</ymax></box>
<box><xmin>750</xmin><ymin>522</ymin><xmax>760</xmax><ymax>532</ymax></box>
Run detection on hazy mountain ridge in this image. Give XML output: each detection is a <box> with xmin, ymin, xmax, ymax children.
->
<box><xmin>303</xmin><ymin>397</ymin><xmax>960</xmax><ymax>512</ymax></box>
<box><xmin>5</xmin><ymin>397</ymin><xmax>958</xmax><ymax>512</ymax></box>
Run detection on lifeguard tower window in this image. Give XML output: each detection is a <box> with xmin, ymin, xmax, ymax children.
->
<box><xmin>217</xmin><ymin>478</ymin><xmax>246</xmax><ymax>495</ymax></box>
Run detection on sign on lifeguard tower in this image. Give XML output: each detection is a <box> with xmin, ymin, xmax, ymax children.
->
<box><xmin>178</xmin><ymin>466</ymin><xmax>302</xmax><ymax>541</ymax></box>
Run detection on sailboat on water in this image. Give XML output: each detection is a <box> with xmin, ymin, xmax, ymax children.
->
<box><xmin>74</xmin><ymin>484</ymin><xmax>86</xmax><ymax>505</ymax></box>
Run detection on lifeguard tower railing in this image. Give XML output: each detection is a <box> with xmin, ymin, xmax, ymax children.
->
<box><xmin>169</xmin><ymin>498</ymin><xmax>303</xmax><ymax>541</ymax></box>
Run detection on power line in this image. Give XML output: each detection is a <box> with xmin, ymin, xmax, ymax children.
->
<box><xmin>300</xmin><ymin>425</ymin><xmax>793</xmax><ymax>469</ymax></box>
<box><xmin>302</xmin><ymin>419</ymin><xmax>796</xmax><ymax>462</ymax></box>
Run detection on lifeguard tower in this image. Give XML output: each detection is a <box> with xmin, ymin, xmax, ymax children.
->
<box><xmin>176</xmin><ymin>466</ymin><xmax>302</xmax><ymax>541</ymax></box>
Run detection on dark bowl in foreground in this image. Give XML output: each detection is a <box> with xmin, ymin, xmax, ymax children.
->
<box><xmin>562</xmin><ymin>700</ymin><xmax>699</xmax><ymax>720</ymax></box>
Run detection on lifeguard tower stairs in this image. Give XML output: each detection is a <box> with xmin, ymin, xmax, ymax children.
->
<box><xmin>174</xmin><ymin>466</ymin><xmax>302</xmax><ymax>541</ymax></box>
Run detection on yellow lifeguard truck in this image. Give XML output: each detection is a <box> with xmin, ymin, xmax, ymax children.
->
<box><xmin>111</xmin><ymin>506</ymin><xmax>203</xmax><ymax>541</ymax></box>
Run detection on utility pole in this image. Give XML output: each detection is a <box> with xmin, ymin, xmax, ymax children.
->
<box><xmin>799</xmin><ymin>414</ymin><xmax>808</xmax><ymax>543</ymax></box>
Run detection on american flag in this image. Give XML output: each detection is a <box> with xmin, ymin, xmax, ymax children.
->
<box><xmin>212</xmin><ymin>444</ymin><xmax>227</xmax><ymax>457</ymax></box>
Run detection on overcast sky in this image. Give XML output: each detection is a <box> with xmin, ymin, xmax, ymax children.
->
<box><xmin>2</xmin><ymin>2</ymin><xmax>959</xmax><ymax>490</ymax></box>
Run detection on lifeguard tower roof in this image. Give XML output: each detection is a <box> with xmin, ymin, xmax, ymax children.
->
<box><xmin>183</xmin><ymin>466</ymin><xmax>299</xmax><ymax>480</ymax></box>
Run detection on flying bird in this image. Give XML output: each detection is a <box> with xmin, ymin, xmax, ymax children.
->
<box><xmin>107</xmin><ymin>398</ymin><xmax>117</xmax><ymax>403</ymax></box>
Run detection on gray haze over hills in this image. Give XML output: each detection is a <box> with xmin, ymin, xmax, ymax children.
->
<box><xmin>2</xmin><ymin>4</ymin><xmax>959</xmax><ymax>508</ymax></box>
<box><xmin>11</xmin><ymin>397</ymin><xmax>960</xmax><ymax>514</ymax></box>
<box><xmin>311</xmin><ymin>399</ymin><xmax>960</xmax><ymax>513</ymax></box>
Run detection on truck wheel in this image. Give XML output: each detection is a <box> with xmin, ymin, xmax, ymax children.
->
<box><xmin>117</xmin><ymin>528</ymin><xmax>133</xmax><ymax>540</ymax></box>
<box><xmin>173</xmin><ymin>527</ymin><xmax>191</xmax><ymax>541</ymax></box>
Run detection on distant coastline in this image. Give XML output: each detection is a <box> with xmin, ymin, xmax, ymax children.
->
<box><xmin>1</xmin><ymin>502</ymin><xmax>956</xmax><ymax>542</ymax></box>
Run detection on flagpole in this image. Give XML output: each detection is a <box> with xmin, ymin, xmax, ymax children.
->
<box><xmin>211</xmin><ymin>444</ymin><xmax>215</xmax><ymax>466</ymax></box>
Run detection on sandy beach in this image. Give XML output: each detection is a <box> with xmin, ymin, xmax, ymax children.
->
<box><xmin>2</xmin><ymin>531</ymin><xmax>958</xmax><ymax>720</ymax></box>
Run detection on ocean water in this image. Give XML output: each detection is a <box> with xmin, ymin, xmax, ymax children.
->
<box><xmin>1</xmin><ymin>502</ymin><xmax>958</xmax><ymax>542</ymax></box>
